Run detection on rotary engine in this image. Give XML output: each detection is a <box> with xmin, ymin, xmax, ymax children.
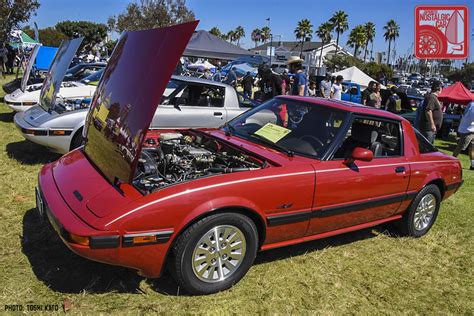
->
<box><xmin>134</xmin><ymin>132</ymin><xmax>264</xmax><ymax>193</ymax></box>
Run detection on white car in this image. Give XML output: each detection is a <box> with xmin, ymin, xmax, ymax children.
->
<box><xmin>5</xmin><ymin>66</ymin><xmax>104</xmax><ymax>112</ymax></box>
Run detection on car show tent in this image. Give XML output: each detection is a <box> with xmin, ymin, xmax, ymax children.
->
<box><xmin>438</xmin><ymin>82</ymin><xmax>474</xmax><ymax>105</ymax></box>
<box><xmin>184</xmin><ymin>30</ymin><xmax>253</xmax><ymax>60</ymax></box>
<box><xmin>332</xmin><ymin>66</ymin><xmax>386</xmax><ymax>89</ymax></box>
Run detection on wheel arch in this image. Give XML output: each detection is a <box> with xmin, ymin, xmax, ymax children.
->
<box><xmin>425</xmin><ymin>178</ymin><xmax>446</xmax><ymax>199</ymax></box>
<box><xmin>162</xmin><ymin>205</ymin><xmax>267</xmax><ymax>276</ymax></box>
<box><xmin>69</xmin><ymin>125</ymin><xmax>84</xmax><ymax>151</ymax></box>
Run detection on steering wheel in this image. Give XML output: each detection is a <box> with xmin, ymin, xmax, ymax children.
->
<box><xmin>299</xmin><ymin>135</ymin><xmax>324</xmax><ymax>151</ymax></box>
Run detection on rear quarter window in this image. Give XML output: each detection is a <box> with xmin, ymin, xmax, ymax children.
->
<box><xmin>414</xmin><ymin>129</ymin><xmax>437</xmax><ymax>153</ymax></box>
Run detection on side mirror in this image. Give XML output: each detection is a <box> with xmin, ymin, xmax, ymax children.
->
<box><xmin>345</xmin><ymin>147</ymin><xmax>373</xmax><ymax>165</ymax></box>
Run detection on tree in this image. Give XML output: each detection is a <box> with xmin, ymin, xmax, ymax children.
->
<box><xmin>234</xmin><ymin>26</ymin><xmax>245</xmax><ymax>46</ymax></box>
<box><xmin>347</xmin><ymin>25</ymin><xmax>367</xmax><ymax>58</ymax></box>
<box><xmin>363</xmin><ymin>22</ymin><xmax>376</xmax><ymax>62</ymax></box>
<box><xmin>383</xmin><ymin>19</ymin><xmax>400</xmax><ymax>65</ymax></box>
<box><xmin>329</xmin><ymin>10</ymin><xmax>349</xmax><ymax>55</ymax></box>
<box><xmin>108</xmin><ymin>0</ymin><xmax>195</xmax><ymax>33</ymax></box>
<box><xmin>226</xmin><ymin>30</ymin><xmax>236</xmax><ymax>44</ymax></box>
<box><xmin>0</xmin><ymin>0</ymin><xmax>40</xmax><ymax>43</ymax></box>
<box><xmin>294</xmin><ymin>19</ymin><xmax>313</xmax><ymax>57</ymax></box>
<box><xmin>446</xmin><ymin>63</ymin><xmax>474</xmax><ymax>87</ymax></box>
<box><xmin>22</xmin><ymin>26</ymin><xmax>67</xmax><ymax>47</ymax></box>
<box><xmin>315</xmin><ymin>22</ymin><xmax>332</xmax><ymax>72</ymax></box>
<box><xmin>251</xmin><ymin>28</ymin><xmax>262</xmax><ymax>47</ymax></box>
<box><xmin>260</xmin><ymin>26</ymin><xmax>271</xmax><ymax>43</ymax></box>
<box><xmin>209</xmin><ymin>26</ymin><xmax>222</xmax><ymax>38</ymax></box>
<box><xmin>56</xmin><ymin>21</ymin><xmax>108</xmax><ymax>52</ymax></box>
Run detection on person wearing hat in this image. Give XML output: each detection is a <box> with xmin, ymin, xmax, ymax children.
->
<box><xmin>287</xmin><ymin>56</ymin><xmax>307</xmax><ymax>96</ymax></box>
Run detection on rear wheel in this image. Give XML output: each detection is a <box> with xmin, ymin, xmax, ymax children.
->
<box><xmin>171</xmin><ymin>213</ymin><xmax>258</xmax><ymax>295</ymax></box>
<box><xmin>397</xmin><ymin>184</ymin><xmax>441</xmax><ymax>237</ymax></box>
<box><xmin>70</xmin><ymin>128</ymin><xmax>84</xmax><ymax>150</ymax></box>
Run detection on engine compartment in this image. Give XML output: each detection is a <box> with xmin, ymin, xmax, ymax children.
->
<box><xmin>134</xmin><ymin>131</ymin><xmax>266</xmax><ymax>193</ymax></box>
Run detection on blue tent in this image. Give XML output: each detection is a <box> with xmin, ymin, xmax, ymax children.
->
<box><xmin>35</xmin><ymin>46</ymin><xmax>58</xmax><ymax>70</ymax></box>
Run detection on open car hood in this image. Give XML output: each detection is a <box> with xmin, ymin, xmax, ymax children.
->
<box><xmin>20</xmin><ymin>44</ymin><xmax>41</xmax><ymax>92</ymax></box>
<box><xmin>83</xmin><ymin>21</ymin><xmax>198</xmax><ymax>185</ymax></box>
<box><xmin>39</xmin><ymin>38</ymin><xmax>83</xmax><ymax>112</ymax></box>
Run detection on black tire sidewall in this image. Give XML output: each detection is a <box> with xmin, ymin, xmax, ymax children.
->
<box><xmin>405</xmin><ymin>184</ymin><xmax>441</xmax><ymax>237</ymax></box>
<box><xmin>70</xmin><ymin>128</ymin><xmax>84</xmax><ymax>150</ymax></box>
<box><xmin>174</xmin><ymin>213</ymin><xmax>258</xmax><ymax>295</ymax></box>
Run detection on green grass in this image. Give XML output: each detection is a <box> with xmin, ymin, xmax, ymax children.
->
<box><xmin>0</xmin><ymin>73</ymin><xmax>473</xmax><ymax>314</ymax></box>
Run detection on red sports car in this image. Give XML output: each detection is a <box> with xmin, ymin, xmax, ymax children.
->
<box><xmin>36</xmin><ymin>22</ymin><xmax>463</xmax><ymax>295</ymax></box>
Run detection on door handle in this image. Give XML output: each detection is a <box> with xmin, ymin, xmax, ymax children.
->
<box><xmin>213</xmin><ymin>112</ymin><xmax>223</xmax><ymax>116</ymax></box>
<box><xmin>395</xmin><ymin>166</ymin><xmax>406</xmax><ymax>173</ymax></box>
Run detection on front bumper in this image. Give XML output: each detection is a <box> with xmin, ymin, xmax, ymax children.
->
<box><xmin>37</xmin><ymin>162</ymin><xmax>172</xmax><ymax>278</ymax></box>
<box><xmin>14</xmin><ymin>112</ymin><xmax>73</xmax><ymax>154</ymax></box>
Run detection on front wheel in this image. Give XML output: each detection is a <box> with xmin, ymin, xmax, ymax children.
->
<box><xmin>397</xmin><ymin>184</ymin><xmax>441</xmax><ymax>237</ymax></box>
<box><xmin>171</xmin><ymin>213</ymin><xmax>258</xmax><ymax>295</ymax></box>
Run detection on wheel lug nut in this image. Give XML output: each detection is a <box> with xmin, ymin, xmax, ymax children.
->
<box><xmin>222</xmin><ymin>254</ymin><xmax>227</xmax><ymax>259</ymax></box>
<box><xmin>211</xmin><ymin>258</ymin><xmax>216</xmax><ymax>264</ymax></box>
<box><xmin>221</xmin><ymin>243</ymin><xmax>226</xmax><ymax>247</ymax></box>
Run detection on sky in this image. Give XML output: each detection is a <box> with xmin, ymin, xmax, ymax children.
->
<box><xmin>30</xmin><ymin>0</ymin><xmax>473</xmax><ymax>61</ymax></box>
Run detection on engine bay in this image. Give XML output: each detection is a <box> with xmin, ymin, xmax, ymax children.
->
<box><xmin>134</xmin><ymin>131</ymin><xmax>266</xmax><ymax>193</ymax></box>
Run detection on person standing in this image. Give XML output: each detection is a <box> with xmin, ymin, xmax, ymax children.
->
<box><xmin>385</xmin><ymin>86</ymin><xmax>401</xmax><ymax>113</ymax></box>
<box><xmin>308</xmin><ymin>81</ymin><xmax>317</xmax><ymax>96</ymax></box>
<box><xmin>6</xmin><ymin>45</ymin><xmax>16</xmax><ymax>74</ymax></box>
<box><xmin>368</xmin><ymin>83</ymin><xmax>382</xmax><ymax>108</ymax></box>
<box><xmin>320</xmin><ymin>73</ymin><xmax>332</xmax><ymax>98</ymax></box>
<box><xmin>362</xmin><ymin>81</ymin><xmax>376</xmax><ymax>105</ymax></box>
<box><xmin>419</xmin><ymin>82</ymin><xmax>443</xmax><ymax>144</ymax></box>
<box><xmin>258</xmin><ymin>64</ymin><xmax>282</xmax><ymax>101</ymax></box>
<box><xmin>330</xmin><ymin>75</ymin><xmax>344</xmax><ymax>100</ymax></box>
<box><xmin>287</xmin><ymin>56</ymin><xmax>307</xmax><ymax>96</ymax></box>
<box><xmin>453</xmin><ymin>100</ymin><xmax>474</xmax><ymax>170</ymax></box>
<box><xmin>281</xmin><ymin>71</ymin><xmax>290</xmax><ymax>95</ymax></box>
<box><xmin>242</xmin><ymin>71</ymin><xmax>254</xmax><ymax>99</ymax></box>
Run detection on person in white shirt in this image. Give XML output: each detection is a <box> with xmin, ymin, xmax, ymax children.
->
<box><xmin>453</xmin><ymin>101</ymin><xmax>474</xmax><ymax>170</ymax></box>
<box><xmin>330</xmin><ymin>75</ymin><xmax>343</xmax><ymax>100</ymax></box>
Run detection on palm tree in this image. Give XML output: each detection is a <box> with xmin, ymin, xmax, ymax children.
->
<box><xmin>209</xmin><ymin>27</ymin><xmax>222</xmax><ymax>38</ymax></box>
<box><xmin>329</xmin><ymin>10</ymin><xmax>349</xmax><ymax>55</ymax></box>
<box><xmin>226</xmin><ymin>30</ymin><xmax>236</xmax><ymax>44</ymax></box>
<box><xmin>315</xmin><ymin>22</ymin><xmax>333</xmax><ymax>73</ymax></box>
<box><xmin>234</xmin><ymin>26</ymin><xmax>245</xmax><ymax>46</ymax></box>
<box><xmin>260</xmin><ymin>26</ymin><xmax>271</xmax><ymax>43</ymax></box>
<box><xmin>294</xmin><ymin>19</ymin><xmax>313</xmax><ymax>57</ymax></box>
<box><xmin>363</xmin><ymin>22</ymin><xmax>376</xmax><ymax>62</ymax></box>
<box><xmin>251</xmin><ymin>28</ymin><xmax>262</xmax><ymax>47</ymax></box>
<box><xmin>347</xmin><ymin>25</ymin><xmax>367</xmax><ymax>57</ymax></box>
<box><xmin>383</xmin><ymin>19</ymin><xmax>400</xmax><ymax>65</ymax></box>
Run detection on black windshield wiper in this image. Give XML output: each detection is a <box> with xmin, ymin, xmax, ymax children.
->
<box><xmin>223</xmin><ymin>123</ymin><xmax>236</xmax><ymax>136</ymax></box>
<box><xmin>250</xmin><ymin>134</ymin><xmax>294</xmax><ymax>157</ymax></box>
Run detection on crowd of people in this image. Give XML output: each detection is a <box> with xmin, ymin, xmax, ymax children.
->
<box><xmin>0</xmin><ymin>44</ymin><xmax>18</xmax><ymax>76</ymax></box>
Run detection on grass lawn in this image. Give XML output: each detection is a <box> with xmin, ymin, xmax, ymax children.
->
<box><xmin>0</xmin><ymin>73</ymin><xmax>472</xmax><ymax>314</ymax></box>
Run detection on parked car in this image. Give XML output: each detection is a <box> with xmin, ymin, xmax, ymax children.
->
<box><xmin>341</xmin><ymin>82</ymin><xmax>362</xmax><ymax>103</ymax></box>
<box><xmin>400</xmin><ymin>111</ymin><xmax>462</xmax><ymax>139</ymax></box>
<box><xmin>15</xmin><ymin>73</ymin><xmax>254</xmax><ymax>153</ymax></box>
<box><xmin>5</xmin><ymin>69</ymin><xmax>101</xmax><ymax>112</ymax></box>
<box><xmin>36</xmin><ymin>23</ymin><xmax>463</xmax><ymax>295</ymax></box>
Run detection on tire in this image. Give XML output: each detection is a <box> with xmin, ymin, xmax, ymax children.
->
<box><xmin>70</xmin><ymin>128</ymin><xmax>84</xmax><ymax>150</ymax></box>
<box><xmin>397</xmin><ymin>184</ymin><xmax>441</xmax><ymax>237</ymax></box>
<box><xmin>171</xmin><ymin>213</ymin><xmax>258</xmax><ymax>295</ymax></box>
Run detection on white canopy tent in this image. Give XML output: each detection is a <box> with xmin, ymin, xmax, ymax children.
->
<box><xmin>332</xmin><ymin>66</ymin><xmax>386</xmax><ymax>89</ymax></box>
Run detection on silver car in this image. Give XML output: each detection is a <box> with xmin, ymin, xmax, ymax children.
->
<box><xmin>15</xmin><ymin>76</ymin><xmax>253</xmax><ymax>154</ymax></box>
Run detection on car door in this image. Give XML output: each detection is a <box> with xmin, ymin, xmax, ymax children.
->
<box><xmin>152</xmin><ymin>82</ymin><xmax>227</xmax><ymax>128</ymax></box>
<box><xmin>307</xmin><ymin>115</ymin><xmax>410</xmax><ymax>236</ymax></box>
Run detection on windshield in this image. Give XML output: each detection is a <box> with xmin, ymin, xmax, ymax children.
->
<box><xmin>81</xmin><ymin>69</ymin><xmax>104</xmax><ymax>84</ymax></box>
<box><xmin>225</xmin><ymin>98</ymin><xmax>349</xmax><ymax>158</ymax></box>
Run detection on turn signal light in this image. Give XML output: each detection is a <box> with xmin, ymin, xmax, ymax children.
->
<box><xmin>51</xmin><ymin>130</ymin><xmax>66</xmax><ymax>135</ymax></box>
<box><xmin>132</xmin><ymin>235</ymin><xmax>157</xmax><ymax>244</ymax></box>
<box><xmin>69</xmin><ymin>233</ymin><xmax>90</xmax><ymax>246</ymax></box>
<box><xmin>22</xmin><ymin>101</ymin><xmax>37</xmax><ymax>106</ymax></box>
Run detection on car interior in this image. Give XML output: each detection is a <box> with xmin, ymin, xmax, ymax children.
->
<box><xmin>333</xmin><ymin>118</ymin><xmax>401</xmax><ymax>159</ymax></box>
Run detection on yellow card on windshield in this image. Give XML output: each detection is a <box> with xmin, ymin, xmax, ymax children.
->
<box><xmin>254</xmin><ymin>123</ymin><xmax>291</xmax><ymax>143</ymax></box>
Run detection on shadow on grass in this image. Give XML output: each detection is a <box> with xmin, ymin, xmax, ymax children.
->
<box><xmin>0</xmin><ymin>110</ymin><xmax>15</xmax><ymax>122</ymax></box>
<box><xmin>6</xmin><ymin>140</ymin><xmax>61</xmax><ymax>164</ymax></box>
<box><xmin>22</xmin><ymin>205</ymin><xmax>390</xmax><ymax>296</ymax></box>
<box><xmin>21</xmin><ymin>208</ymin><xmax>144</xmax><ymax>294</ymax></box>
